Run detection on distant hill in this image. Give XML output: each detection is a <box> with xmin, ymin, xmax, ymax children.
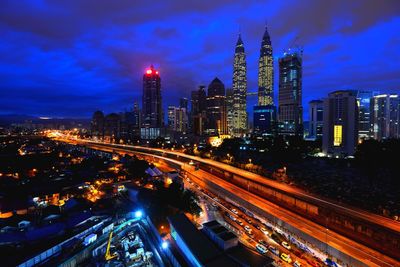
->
<box><xmin>0</xmin><ymin>114</ymin><xmax>90</xmax><ymax>128</ymax></box>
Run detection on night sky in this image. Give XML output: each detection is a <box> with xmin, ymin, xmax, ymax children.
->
<box><xmin>1</xmin><ymin>0</ymin><xmax>399</xmax><ymax>120</ymax></box>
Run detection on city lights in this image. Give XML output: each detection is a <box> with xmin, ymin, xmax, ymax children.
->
<box><xmin>134</xmin><ymin>210</ymin><xmax>143</xmax><ymax>219</ymax></box>
<box><xmin>161</xmin><ymin>241</ymin><xmax>168</xmax><ymax>249</ymax></box>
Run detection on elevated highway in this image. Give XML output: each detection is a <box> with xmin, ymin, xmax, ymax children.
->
<box><xmin>58</xmin><ymin>138</ymin><xmax>400</xmax><ymax>266</ymax></box>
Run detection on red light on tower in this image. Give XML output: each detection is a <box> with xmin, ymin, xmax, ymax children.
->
<box><xmin>156</xmin><ymin>71</ymin><xmax>159</xmax><ymax>75</ymax></box>
<box><xmin>146</xmin><ymin>69</ymin><xmax>152</xmax><ymax>75</ymax></box>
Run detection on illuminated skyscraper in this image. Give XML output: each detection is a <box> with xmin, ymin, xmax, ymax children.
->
<box><xmin>308</xmin><ymin>100</ymin><xmax>324</xmax><ymax>140</ymax></box>
<box><xmin>191</xmin><ymin>85</ymin><xmax>207</xmax><ymax>136</ymax></box>
<box><xmin>206</xmin><ymin>78</ymin><xmax>227</xmax><ymax>135</ymax></box>
<box><xmin>232</xmin><ymin>34</ymin><xmax>247</xmax><ymax>136</ymax></box>
<box><xmin>168</xmin><ymin>106</ymin><xmax>188</xmax><ymax>133</ymax></box>
<box><xmin>323</xmin><ymin>90</ymin><xmax>358</xmax><ymax>157</ymax></box>
<box><xmin>258</xmin><ymin>26</ymin><xmax>274</xmax><ymax>106</ymax></box>
<box><xmin>355</xmin><ymin>90</ymin><xmax>379</xmax><ymax>140</ymax></box>
<box><xmin>278</xmin><ymin>51</ymin><xmax>303</xmax><ymax>136</ymax></box>
<box><xmin>370</xmin><ymin>94</ymin><xmax>400</xmax><ymax>140</ymax></box>
<box><xmin>141</xmin><ymin>65</ymin><xmax>162</xmax><ymax>139</ymax></box>
<box><xmin>226</xmin><ymin>88</ymin><xmax>234</xmax><ymax>135</ymax></box>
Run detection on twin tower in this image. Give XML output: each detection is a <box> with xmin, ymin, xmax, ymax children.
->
<box><xmin>231</xmin><ymin>26</ymin><xmax>273</xmax><ymax>136</ymax></box>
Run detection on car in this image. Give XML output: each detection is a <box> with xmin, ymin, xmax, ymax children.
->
<box><xmin>281</xmin><ymin>241</ymin><xmax>291</xmax><ymax>250</ymax></box>
<box><xmin>261</xmin><ymin>227</ymin><xmax>269</xmax><ymax>236</ymax></box>
<box><xmin>248</xmin><ymin>233</ymin><xmax>255</xmax><ymax>239</ymax></box>
<box><xmin>231</xmin><ymin>209</ymin><xmax>238</xmax><ymax>214</ymax></box>
<box><xmin>293</xmin><ymin>260</ymin><xmax>301</xmax><ymax>267</ymax></box>
<box><xmin>244</xmin><ymin>225</ymin><xmax>251</xmax><ymax>232</ymax></box>
<box><xmin>237</xmin><ymin>220</ymin><xmax>243</xmax><ymax>226</ymax></box>
<box><xmin>255</xmin><ymin>224</ymin><xmax>261</xmax><ymax>230</ymax></box>
<box><xmin>281</xmin><ymin>253</ymin><xmax>292</xmax><ymax>263</ymax></box>
<box><xmin>268</xmin><ymin>245</ymin><xmax>280</xmax><ymax>256</ymax></box>
<box><xmin>246</xmin><ymin>218</ymin><xmax>252</xmax><ymax>224</ymax></box>
<box><xmin>256</xmin><ymin>243</ymin><xmax>268</xmax><ymax>254</ymax></box>
<box><xmin>258</xmin><ymin>239</ymin><xmax>268</xmax><ymax>246</ymax></box>
<box><xmin>211</xmin><ymin>202</ymin><xmax>218</xmax><ymax>207</ymax></box>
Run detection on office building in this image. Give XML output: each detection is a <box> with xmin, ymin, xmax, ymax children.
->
<box><xmin>253</xmin><ymin>105</ymin><xmax>276</xmax><ymax>136</ymax></box>
<box><xmin>308</xmin><ymin>100</ymin><xmax>324</xmax><ymax>140</ymax></box>
<box><xmin>191</xmin><ymin>86</ymin><xmax>207</xmax><ymax>135</ymax></box>
<box><xmin>370</xmin><ymin>94</ymin><xmax>400</xmax><ymax>140</ymax></box>
<box><xmin>180</xmin><ymin>97</ymin><xmax>188</xmax><ymax>110</ymax></box>
<box><xmin>120</xmin><ymin>101</ymin><xmax>141</xmax><ymax>141</ymax></box>
<box><xmin>278</xmin><ymin>51</ymin><xmax>303</xmax><ymax>136</ymax></box>
<box><xmin>206</xmin><ymin>78</ymin><xmax>227</xmax><ymax>135</ymax></box>
<box><xmin>258</xmin><ymin>26</ymin><xmax>274</xmax><ymax>106</ymax></box>
<box><xmin>322</xmin><ymin>90</ymin><xmax>358</xmax><ymax>157</ymax></box>
<box><xmin>168</xmin><ymin>106</ymin><xmax>188</xmax><ymax>133</ymax></box>
<box><xmin>91</xmin><ymin>110</ymin><xmax>105</xmax><ymax>138</ymax></box>
<box><xmin>141</xmin><ymin>65</ymin><xmax>162</xmax><ymax>139</ymax></box>
<box><xmin>104</xmin><ymin>113</ymin><xmax>121</xmax><ymax>141</ymax></box>
<box><xmin>232</xmin><ymin>34</ymin><xmax>247</xmax><ymax>136</ymax></box>
<box><xmin>356</xmin><ymin>90</ymin><xmax>378</xmax><ymax>140</ymax></box>
<box><xmin>226</xmin><ymin>88</ymin><xmax>234</xmax><ymax>136</ymax></box>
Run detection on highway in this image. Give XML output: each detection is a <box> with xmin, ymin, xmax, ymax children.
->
<box><xmin>53</xmin><ymin>137</ymin><xmax>400</xmax><ymax>267</ymax></box>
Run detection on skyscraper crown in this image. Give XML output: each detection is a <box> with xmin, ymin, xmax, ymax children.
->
<box><xmin>235</xmin><ymin>34</ymin><xmax>245</xmax><ymax>53</ymax></box>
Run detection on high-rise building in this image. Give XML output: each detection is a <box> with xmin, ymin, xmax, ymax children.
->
<box><xmin>278</xmin><ymin>51</ymin><xmax>303</xmax><ymax>136</ymax></box>
<box><xmin>356</xmin><ymin>90</ymin><xmax>378</xmax><ymax>140</ymax></box>
<box><xmin>206</xmin><ymin>78</ymin><xmax>227</xmax><ymax>135</ymax></box>
<box><xmin>180</xmin><ymin>97</ymin><xmax>188</xmax><ymax>110</ymax></box>
<box><xmin>258</xmin><ymin>26</ymin><xmax>274</xmax><ymax>106</ymax></box>
<box><xmin>226</xmin><ymin>88</ymin><xmax>234</xmax><ymax>136</ymax></box>
<box><xmin>104</xmin><ymin>113</ymin><xmax>121</xmax><ymax>141</ymax></box>
<box><xmin>308</xmin><ymin>100</ymin><xmax>324</xmax><ymax>140</ymax></box>
<box><xmin>322</xmin><ymin>90</ymin><xmax>358</xmax><ymax>157</ymax></box>
<box><xmin>168</xmin><ymin>106</ymin><xmax>188</xmax><ymax>133</ymax></box>
<box><xmin>120</xmin><ymin>102</ymin><xmax>141</xmax><ymax>141</ymax></box>
<box><xmin>232</xmin><ymin>34</ymin><xmax>247</xmax><ymax>136</ymax></box>
<box><xmin>253</xmin><ymin>25</ymin><xmax>276</xmax><ymax>136</ymax></box>
<box><xmin>141</xmin><ymin>65</ymin><xmax>162</xmax><ymax>139</ymax></box>
<box><xmin>253</xmin><ymin>105</ymin><xmax>276</xmax><ymax>136</ymax></box>
<box><xmin>191</xmin><ymin>86</ymin><xmax>207</xmax><ymax>135</ymax></box>
<box><xmin>370</xmin><ymin>94</ymin><xmax>400</xmax><ymax>140</ymax></box>
<box><xmin>91</xmin><ymin>110</ymin><xmax>105</xmax><ymax>138</ymax></box>
<box><xmin>133</xmin><ymin>101</ymin><xmax>141</xmax><ymax>128</ymax></box>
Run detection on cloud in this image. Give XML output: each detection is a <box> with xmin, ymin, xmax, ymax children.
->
<box><xmin>0</xmin><ymin>0</ymin><xmax>399</xmax><ymax>120</ymax></box>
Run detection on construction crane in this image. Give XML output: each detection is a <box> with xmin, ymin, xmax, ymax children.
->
<box><xmin>105</xmin><ymin>231</ymin><xmax>118</xmax><ymax>261</ymax></box>
<box><xmin>284</xmin><ymin>35</ymin><xmax>303</xmax><ymax>57</ymax></box>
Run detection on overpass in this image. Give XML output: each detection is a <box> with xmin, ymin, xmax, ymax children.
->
<box><xmin>58</xmin><ymin>138</ymin><xmax>400</xmax><ymax>266</ymax></box>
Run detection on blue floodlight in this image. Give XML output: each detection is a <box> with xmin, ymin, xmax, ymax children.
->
<box><xmin>161</xmin><ymin>241</ymin><xmax>168</xmax><ymax>249</ymax></box>
<box><xmin>134</xmin><ymin>210</ymin><xmax>143</xmax><ymax>219</ymax></box>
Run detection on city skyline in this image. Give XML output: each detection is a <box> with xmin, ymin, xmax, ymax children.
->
<box><xmin>0</xmin><ymin>1</ymin><xmax>399</xmax><ymax>120</ymax></box>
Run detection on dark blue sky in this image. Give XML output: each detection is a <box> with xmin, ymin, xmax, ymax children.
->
<box><xmin>0</xmin><ymin>0</ymin><xmax>399</xmax><ymax>120</ymax></box>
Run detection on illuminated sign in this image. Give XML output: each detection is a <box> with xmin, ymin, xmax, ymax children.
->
<box><xmin>333</xmin><ymin>125</ymin><xmax>342</xmax><ymax>146</ymax></box>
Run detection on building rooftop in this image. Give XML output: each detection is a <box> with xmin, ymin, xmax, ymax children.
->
<box><xmin>219</xmin><ymin>231</ymin><xmax>237</xmax><ymax>241</ymax></box>
<box><xmin>168</xmin><ymin>214</ymin><xmax>238</xmax><ymax>266</ymax></box>
<box><xmin>168</xmin><ymin>214</ymin><xmax>222</xmax><ymax>264</ymax></box>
